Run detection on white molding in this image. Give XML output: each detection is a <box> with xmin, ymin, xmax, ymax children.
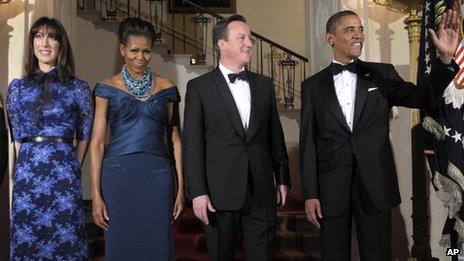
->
<box><xmin>307</xmin><ymin>0</ymin><xmax>340</xmax><ymax>75</ymax></box>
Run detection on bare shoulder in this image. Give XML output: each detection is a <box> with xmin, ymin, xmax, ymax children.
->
<box><xmin>101</xmin><ymin>74</ymin><xmax>124</xmax><ymax>89</ymax></box>
<box><xmin>154</xmin><ymin>74</ymin><xmax>175</xmax><ymax>90</ymax></box>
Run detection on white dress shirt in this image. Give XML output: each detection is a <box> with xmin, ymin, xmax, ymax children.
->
<box><xmin>219</xmin><ymin>63</ymin><xmax>251</xmax><ymax>130</ymax></box>
<box><xmin>332</xmin><ymin>59</ymin><xmax>357</xmax><ymax>131</ymax></box>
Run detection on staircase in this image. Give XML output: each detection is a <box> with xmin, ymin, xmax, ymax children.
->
<box><xmin>85</xmin><ymin>195</ymin><xmax>321</xmax><ymax>260</ymax></box>
<box><xmin>172</xmin><ymin>199</ymin><xmax>319</xmax><ymax>260</ymax></box>
<box><xmin>77</xmin><ymin>0</ymin><xmax>308</xmax><ymax>110</ymax></box>
<box><xmin>77</xmin><ymin>1</ymin><xmax>316</xmax><ymax>260</ymax></box>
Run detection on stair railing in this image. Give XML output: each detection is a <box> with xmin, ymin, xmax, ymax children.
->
<box><xmin>78</xmin><ymin>0</ymin><xmax>309</xmax><ymax>109</ymax></box>
<box><xmin>180</xmin><ymin>0</ymin><xmax>308</xmax><ymax>109</ymax></box>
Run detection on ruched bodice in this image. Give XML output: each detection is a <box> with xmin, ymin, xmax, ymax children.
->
<box><xmin>94</xmin><ymin>83</ymin><xmax>180</xmax><ymax>158</ymax></box>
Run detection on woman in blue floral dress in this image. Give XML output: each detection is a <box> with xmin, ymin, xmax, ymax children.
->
<box><xmin>7</xmin><ymin>17</ymin><xmax>93</xmax><ymax>260</ymax></box>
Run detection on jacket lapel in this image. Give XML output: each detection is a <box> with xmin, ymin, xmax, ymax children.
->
<box><xmin>318</xmin><ymin>67</ymin><xmax>351</xmax><ymax>132</ymax></box>
<box><xmin>353</xmin><ymin>60</ymin><xmax>369</xmax><ymax>131</ymax></box>
<box><xmin>213</xmin><ymin>68</ymin><xmax>247</xmax><ymax>140</ymax></box>
<box><xmin>245</xmin><ymin>71</ymin><xmax>261</xmax><ymax>142</ymax></box>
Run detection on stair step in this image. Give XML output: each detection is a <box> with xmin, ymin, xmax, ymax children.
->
<box><xmin>162</xmin><ymin>54</ymin><xmax>193</xmax><ymax>66</ymax></box>
<box><xmin>84</xmin><ymin>198</ymin><xmax>322</xmax><ymax>260</ymax></box>
<box><xmin>172</xmin><ymin>209</ymin><xmax>203</xmax><ymax>234</ymax></box>
<box><xmin>175</xmin><ymin>253</ymin><xmax>210</xmax><ymax>261</ymax></box>
<box><xmin>274</xmin><ymin>249</ymin><xmax>314</xmax><ymax>260</ymax></box>
<box><xmin>277</xmin><ymin>230</ymin><xmax>303</xmax><ymax>249</ymax></box>
<box><xmin>77</xmin><ymin>10</ymin><xmax>104</xmax><ymax>21</ymax></box>
<box><xmin>173</xmin><ymin>233</ymin><xmax>207</xmax><ymax>253</ymax></box>
<box><xmin>301</xmin><ymin>233</ymin><xmax>320</xmax><ymax>254</ymax></box>
<box><xmin>293</xmin><ymin>214</ymin><xmax>319</xmax><ymax>236</ymax></box>
<box><xmin>186</xmin><ymin>64</ymin><xmax>215</xmax><ymax>74</ymax></box>
<box><xmin>176</xmin><ymin>250</ymin><xmax>316</xmax><ymax>261</ymax></box>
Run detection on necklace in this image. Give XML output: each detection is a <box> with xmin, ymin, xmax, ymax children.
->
<box><xmin>121</xmin><ymin>65</ymin><xmax>152</xmax><ymax>101</ymax></box>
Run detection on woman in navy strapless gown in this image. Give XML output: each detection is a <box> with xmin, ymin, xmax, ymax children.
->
<box><xmin>89</xmin><ymin>17</ymin><xmax>185</xmax><ymax>260</ymax></box>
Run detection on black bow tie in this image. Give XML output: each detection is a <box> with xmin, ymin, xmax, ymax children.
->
<box><xmin>228</xmin><ymin>71</ymin><xmax>247</xmax><ymax>83</ymax></box>
<box><xmin>331</xmin><ymin>62</ymin><xmax>357</xmax><ymax>75</ymax></box>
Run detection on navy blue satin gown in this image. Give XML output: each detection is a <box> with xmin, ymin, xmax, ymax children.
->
<box><xmin>94</xmin><ymin>83</ymin><xmax>180</xmax><ymax>260</ymax></box>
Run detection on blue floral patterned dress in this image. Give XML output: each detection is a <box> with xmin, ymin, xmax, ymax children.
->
<box><xmin>7</xmin><ymin>69</ymin><xmax>93</xmax><ymax>260</ymax></box>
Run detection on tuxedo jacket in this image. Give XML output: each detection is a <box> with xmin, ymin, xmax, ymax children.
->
<box><xmin>183</xmin><ymin>68</ymin><xmax>290</xmax><ymax>211</ymax></box>
<box><xmin>299</xmin><ymin>59</ymin><xmax>458</xmax><ymax>217</ymax></box>
<box><xmin>0</xmin><ymin>101</ymin><xmax>7</xmax><ymax>185</ymax></box>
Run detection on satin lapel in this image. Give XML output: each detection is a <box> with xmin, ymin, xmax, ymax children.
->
<box><xmin>318</xmin><ymin>68</ymin><xmax>351</xmax><ymax>132</ymax></box>
<box><xmin>213</xmin><ymin>68</ymin><xmax>247</xmax><ymax>140</ymax></box>
<box><xmin>353</xmin><ymin>61</ymin><xmax>369</xmax><ymax>131</ymax></box>
<box><xmin>245</xmin><ymin>71</ymin><xmax>261</xmax><ymax>141</ymax></box>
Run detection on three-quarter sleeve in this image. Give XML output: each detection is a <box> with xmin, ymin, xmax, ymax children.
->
<box><xmin>7</xmin><ymin>79</ymin><xmax>22</xmax><ymax>141</ymax></box>
<box><xmin>75</xmin><ymin>79</ymin><xmax>94</xmax><ymax>141</ymax></box>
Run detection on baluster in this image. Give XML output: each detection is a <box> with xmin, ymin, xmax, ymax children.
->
<box><xmin>159</xmin><ymin>0</ymin><xmax>164</xmax><ymax>42</ymax></box>
<box><xmin>191</xmin><ymin>18</ymin><xmax>198</xmax><ymax>64</ymax></box>
<box><xmin>270</xmin><ymin>45</ymin><xmax>274</xmax><ymax>83</ymax></box>
<box><xmin>303</xmin><ymin>61</ymin><xmax>306</xmax><ymax>80</ymax></box>
<box><xmin>279</xmin><ymin>54</ymin><xmax>299</xmax><ymax>109</ymax></box>
<box><xmin>171</xmin><ymin>12</ymin><xmax>175</xmax><ymax>54</ymax></box>
<box><xmin>202</xmin><ymin>15</ymin><xmax>208</xmax><ymax>65</ymax></box>
<box><xmin>149</xmin><ymin>0</ymin><xmax>153</xmax><ymax>23</ymax></box>
<box><xmin>259</xmin><ymin>40</ymin><xmax>263</xmax><ymax>75</ymax></box>
<box><xmin>300</xmin><ymin>61</ymin><xmax>304</xmax><ymax>85</ymax></box>
<box><xmin>183</xmin><ymin>13</ymin><xmax>186</xmax><ymax>54</ymax></box>
<box><xmin>148</xmin><ymin>0</ymin><xmax>164</xmax><ymax>44</ymax></box>
<box><xmin>190</xmin><ymin>13</ymin><xmax>211</xmax><ymax>65</ymax></box>
<box><xmin>212</xmin><ymin>17</ymin><xmax>217</xmax><ymax>67</ymax></box>
<box><xmin>106</xmin><ymin>0</ymin><xmax>117</xmax><ymax>20</ymax></box>
<box><xmin>126</xmin><ymin>0</ymin><xmax>130</xmax><ymax>18</ymax></box>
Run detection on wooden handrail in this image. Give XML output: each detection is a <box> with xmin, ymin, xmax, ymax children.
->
<box><xmin>99</xmin><ymin>0</ymin><xmax>203</xmax><ymax>48</ymax></box>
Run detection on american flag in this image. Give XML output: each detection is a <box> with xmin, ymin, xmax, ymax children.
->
<box><xmin>421</xmin><ymin>0</ymin><xmax>464</xmax><ymax>252</ymax></box>
<box><xmin>454</xmin><ymin>45</ymin><xmax>464</xmax><ymax>86</ymax></box>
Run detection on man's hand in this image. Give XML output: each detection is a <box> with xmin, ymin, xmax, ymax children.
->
<box><xmin>429</xmin><ymin>9</ymin><xmax>460</xmax><ymax>65</ymax></box>
<box><xmin>192</xmin><ymin>194</ymin><xmax>216</xmax><ymax>225</ymax></box>
<box><xmin>276</xmin><ymin>185</ymin><xmax>289</xmax><ymax>209</ymax></box>
<box><xmin>305</xmin><ymin>198</ymin><xmax>323</xmax><ymax>229</ymax></box>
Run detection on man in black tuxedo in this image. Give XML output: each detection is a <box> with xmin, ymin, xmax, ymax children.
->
<box><xmin>299</xmin><ymin>10</ymin><xmax>460</xmax><ymax>260</ymax></box>
<box><xmin>0</xmin><ymin>99</ymin><xmax>7</xmax><ymax>185</ymax></box>
<box><xmin>183</xmin><ymin>14</ymin><xmax>290</xmax><ymax>261</ymax></box>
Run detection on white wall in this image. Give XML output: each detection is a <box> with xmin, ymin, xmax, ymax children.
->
<box><xmin>236</xmin><ymin>0</ymin><xmax>307</xmax><ymax>56</ymax></box>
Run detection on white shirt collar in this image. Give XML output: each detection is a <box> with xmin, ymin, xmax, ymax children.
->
<box><xmin>332</xmin><ymin>58</ymin><xmax>356</xmax><ymax>65</ymax></box>
<box><xmin>219</xmin><ymin>63</ymin><xmax>245</xmax><ymax>84</ymax></box>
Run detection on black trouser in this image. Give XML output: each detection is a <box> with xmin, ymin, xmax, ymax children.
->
<box><xmin>320</xmin><ymin>158</ymin><xmax>391</xmax><ymax>261</ymax></box>
<box><xmin>204</xmin><ymin>177</ymin><xmax>277</xmax><ymax>261</ymax></box>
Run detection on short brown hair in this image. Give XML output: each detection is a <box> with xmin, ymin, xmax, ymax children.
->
<box><xmin>326</xmin><ymin>10</ymin><xmax>358</xmax><ymax>33</ymax></box>
<box><xmin>212</xmin><ymin>14</ymin><xmax>247</xmax><ymax>57</ymax></box>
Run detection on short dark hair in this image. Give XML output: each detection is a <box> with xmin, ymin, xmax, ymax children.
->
<box><xmin>25</xmin><ymin>17</ymin><xmax>75</xmax><ymax>83</ymax></box>
<box><xmin>212</xmin><ymin>14</ymin><xmax>247</xmax><ymax>57</ymax></box>
<box><xmin>326</xmin><ymin>10</ymin><xmax>358</xmax><ymax>33</ymax></box>
<box><xmin>118</xmin><ymin>17</ymin><xmax>156</xmax><ymax>47</ymax></box>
